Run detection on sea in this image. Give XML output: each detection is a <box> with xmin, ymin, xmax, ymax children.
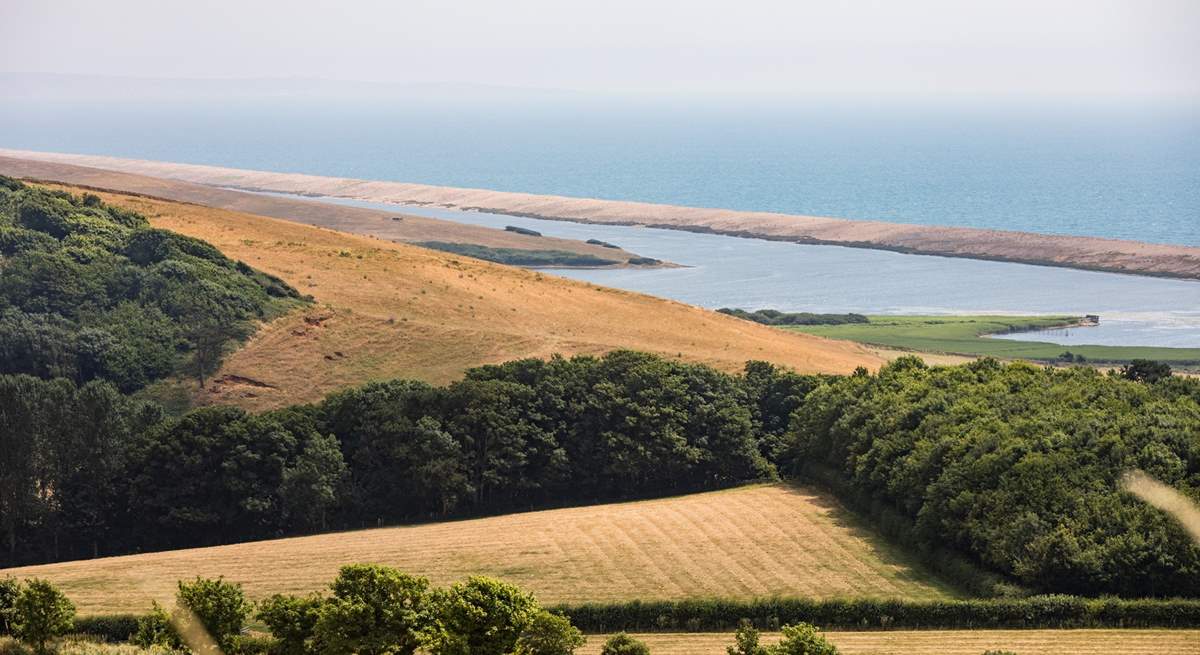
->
<box><xmin>2</xmin><ymin>94</ymin><xmax>1198</xmax><ymax>346</ymax></box>
<box><xmin>2</xmin><ymin>97</ymin><xmax>1198</xmax><ymax>246</ymax></box>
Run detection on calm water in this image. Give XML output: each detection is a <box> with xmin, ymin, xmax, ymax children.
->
<box><xmin>2</xmin><ymin>98</ymin><xmax>1199</xmax><ymax>246</ymax></box>
<box><xmin>309</xmin><ymin>195</ymin><xmax>1200</xmax><ymax>348</ymax></box>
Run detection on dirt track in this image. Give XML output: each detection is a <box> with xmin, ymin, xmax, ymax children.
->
<box><xmin>3</xmin><ymin>148</ymin><xmax>1198</xmax><ymax>280</ymax></box>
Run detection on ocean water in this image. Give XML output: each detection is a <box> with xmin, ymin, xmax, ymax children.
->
<box><xmin>303</xmin><ymin>195</ymin><xmax>1200</xmax><ymax>348</ymax></box>
<box><xmin>2</xmin><ymin>97</ymin><xmax>1199</xmax><ymax>246</ymax></box>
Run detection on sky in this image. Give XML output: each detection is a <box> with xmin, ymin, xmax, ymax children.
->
<box><xmin>2</xmin><ymin>0</ymin><xmax>1199</xmax><ymax>100</ymax></box>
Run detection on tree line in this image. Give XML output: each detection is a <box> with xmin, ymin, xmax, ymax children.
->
<box><xmin>2</xmin><ymin>352</ymin><xmax>1199</xmax><ymax>598</ymax></box>
<box><xmin>787</xmin><ymin>356</ymin><xmax>1200</xmax><ymax>597</ymax></box>
<box><xmin>0</xmin><ymin>176</ymin><xmax>304</xmax><ymax>392</ymax></box>
<box><xmin>0</xmin><ymin>352</ymin><xmax>793</xmax><ymax>565</ymax></box>
<box><xmin>1</xmin><ymin>569</ymin><xmax>841</xmax><ymax>655</ymax></box>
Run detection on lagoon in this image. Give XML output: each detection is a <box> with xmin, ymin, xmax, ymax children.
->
<box><xmin>312</xmin><ymin>196</ymin><xmax>1200</xmax><ymax>348</ymax></box>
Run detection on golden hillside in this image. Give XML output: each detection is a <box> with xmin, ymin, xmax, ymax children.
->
<box><xmin>2</xmin><ymin>484</ymin><xmax>951</xmax><ymax>615</ymax></box>
<box><xmin>48</xmin><ymin>184</ymin><xmax>881</xmax><ymax>410</ymax></box>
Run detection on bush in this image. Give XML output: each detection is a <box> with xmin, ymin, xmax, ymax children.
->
<box><xmin>1120</xmin><ymin>359</ymin><xmax>1172</xmax><ymax>383</ymax></box>
<box><xmin>312</xmin><ymin>565</ymin><xmax>429</xmax><ymax>655</ymax></box>
<box><xmin>553</xmin><ymin>596</ymin><xmax>1200</xmax><ymax>632</ymax></box>
<box><xmin>11</xmin><ymin>580</ymin><xmax>75</xmax><ymax>655</ymax></box>
<box><xmin>130</xmin><ymin>603</ymin><xmax>183</xmax><ymax>652</ymax></box>
<box><xmin>229</xmin><ymin>633</ymin><xmax>277</xmax><ymax>655</ymax></box>
<box><xmin>71</xmin><ymin>615</ymin><xmax>139</xmax><ymax>643</ymax></box>
<box><xmin>599</xmin><ymin>633</ymin><xmax>650</xmax><ymax>655</ymax></box>
<box><xmin>257</xmin><ymin>594</ymin><xmax>324</xmax><ymax>655</ymax></box>
<box><xmin>516</xmin><ymin>611</ymin><xmax>586</xmax><ymax>655</ymax></box>
<box><xmin>428</xmin><ymin>577</ymin><xmax>539</xmax><ymax>655</ymax></box>
<box><xmin>175</xmin><ymin>577</ymin><xmax>251</xmax><ymax>653</ymax></box>
<box><xmin>771</xmin><ymin>623</ymin><xmax>837</xmax><ymax>655</ymax></box>
<box><xmin>726</xmin><ymin>621</ymin><xmax>768</xmax><ymax>655</ymax></box>
<box><xmin>0</xmin><ymin>578</ymin><xmax>17</xmax><ymax>635</ymax></box>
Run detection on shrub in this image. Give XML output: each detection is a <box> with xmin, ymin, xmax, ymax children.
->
<box><xmin>552</xmin><ymin>596</ymin><xmax>1200</xmax><ymax>632</ymax></box>
<box><xmin>312</xmin><ymin>565</ymin><xmax>429</xmax><ymax>655</ymax></box>
<box><xmin>599</xmin><ymin>633</ymin><xmax>650</xmax><ymax>655</ymax></box>
<box><xmin>1119</xmin><ymin>359</ymin><xmax>1172</xmax><ymax>383</ymax></box>
<box><xmin>771</xmin><ymin>623</ymin><xmax>837</xmax><ymax>655</ymax></box>
<box><xmin>0</xmin><ymin>578</ymin><xmax>17</xmax><ymax>635</ymax></box>
<box><xmin>515</xmin><ymin>611</ymin><xmax>585</xmax><ymax>655</ymax></box>
<box><xmin>175</xmin><ymin>577</ymin><xmax>251</xmax><ymax>652</ymax></box>
<box><xmin>130</xmin><ymin>603</ymin><xmax>183</xmax><ymax>651</ymax></box>
<box><xmin>71</xmin><ymin>615</ymin><xmax>140</xmax><ymax>643</ymax></box>
<box><xmin>428</xmin><ymin>577</ymin><xmax>540</xmax><ymax>655</ymax></box>
<box><xmin>726</xmin><ymin>621</ymin><xmax>768</xmax><ymax>655</ymax></box>
<box><xmin>229</xmin><ymin>633</ymin><xmax>277</xmax><ymax>655</ymax></box>
<box><xmin>11</xmin><ymin>580</ymin><xmax>75</xmax><ymax>655</ymax></box>
<box><xmin>257</xmin><ymin>594</ymin><xmax>324</xmax><ymax>655</ymax></box>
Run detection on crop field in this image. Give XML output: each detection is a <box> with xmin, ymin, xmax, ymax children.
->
<box><xmin>787</xmin><ymin>315</ymin><xmax>1200</xmax><ymax>363</ymax></box>
<box><xmin>1</xmin><ymin>484</ymin><xmax>955</xmax><ymax>615</ymax></box>
<box><xmin>40</xmin><ymin>185</ymin><xmax>881</xmax><ymax>410</ymax></box>
<box><xmin>576</xmin><ymin>630</ymin><xmax>1200</xmax><ymax>655</ymax></box>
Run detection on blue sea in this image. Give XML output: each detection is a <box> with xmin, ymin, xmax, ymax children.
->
<box><xmin>298</xmin><ymin>195</ymin><xmax>1200</xmax><ymax>349</ymax></box>
<box><xmin>2</xmin><ymin>96</ymin><xmax>1198</xmax><ymax>246</ymax></box>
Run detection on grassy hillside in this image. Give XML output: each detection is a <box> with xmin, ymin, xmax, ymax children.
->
<box><xmin>576</xmin><ymin>630</ymin><xmax>1200</xmax><ymax>655</ymax></box>
<box><xmin>787</xmin><ymin>315</ymin><xmax>1200</xmax><ymax>364</ymax></box>
<box><xmin>41</xmin><ymin>184</ymin><xmax>880</xmax><ymax>410</ymax></box>
<box><xmin>1</xmin><ymin>484</ymin><xmax>955</xmax><ymax>614</ymax></box>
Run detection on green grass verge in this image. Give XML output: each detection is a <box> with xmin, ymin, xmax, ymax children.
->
<box><xmin>785</xmin><ymin>315</ymin><xmax>1200</xmax><ymax>364</ymax></box>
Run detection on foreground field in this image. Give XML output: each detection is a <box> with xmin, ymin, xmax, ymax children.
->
<box><xmin>0</xmin><ymin>484</ymin><xmax>953</xmax><ymax>614</ymax></box>
<box><xmin>38</xmin><ymin>184</ymin><xmax>880</xmax><ymax>410</ymax></box>
<box><xmin>577</xmin><ymin>630</ymin><xmax>1200</xmax><ymax>655</ymax></box>
<box><xmin>787</xmin><ymin>315</ymin><xmax>1200</xmax><ymax>363</ymax></box>
<box><xmin>7</xmin><ymin>631</ymin><xmax>1197</xmax><ymax>655</ymax></box>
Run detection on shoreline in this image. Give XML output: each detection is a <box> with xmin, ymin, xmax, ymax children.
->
<box><xmin>2</xmin><ymin>148</ymin><xmax>1199</xmax><ymax>281</ymax></box>
<box><xmin>0</xmin><ymin>156</ymin><xmax>673</xmax><ymax>270</ymax></box>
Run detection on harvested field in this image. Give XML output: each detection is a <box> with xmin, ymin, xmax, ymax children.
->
<box><xmin>0</xmin><ymin>484</ymin><xmax>954</xmax><ymax>615</ymax></box>
<box><xmin>33</xmin><ymin>184</ymin><xmax>880</xmax><ymax>410</ymax></box>
<box><xmin>577</xmin><ymin>630</ymin><xmax>1200</xmax><ymax>654</ymax></box>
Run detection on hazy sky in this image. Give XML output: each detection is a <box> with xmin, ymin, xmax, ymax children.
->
<box><xmin>3</xmin><ymin>0</ymin><xmax>1198</xmax><ymax>99</ymax></box>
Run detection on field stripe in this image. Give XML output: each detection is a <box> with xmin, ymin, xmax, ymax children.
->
<box><xmin>1</xmin><ymin>484</ymin><xmax>954</xmax><ymax>614</ymax></box>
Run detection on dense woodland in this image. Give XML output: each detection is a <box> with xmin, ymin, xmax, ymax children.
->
<box><xmin>2</xmin><ymin>354</ymin><xmax>1198</xmax><ymax>598</ymax></box>
<box><xmin>0</xmin><ymin>177</ymin><xmax>303</xmax><ymax>391</ymax></box>
<box><xmin>0</xmin><ymin>179</ymin><xmax>1198</xmax><ymax>600</ymax></box>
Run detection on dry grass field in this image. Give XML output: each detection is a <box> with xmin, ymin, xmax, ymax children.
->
<box><xmin>577</xmin><ymin>630</ymin><xmax>1200</xmax><ymax>655</ymax></box>
<box><xmin>39</xmin><ymin>184</ymin><xmax>881</xmax><ymax>410</ymax></box>
<box><xmin>1</xmin><ymin>484</ymin><xmax>954</xmax><ymax>615</ymax></box>
<box><xmin>7</xmin><ymin>630</ymin><xmax>1199</xmax><ymax>655</ymax></box>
